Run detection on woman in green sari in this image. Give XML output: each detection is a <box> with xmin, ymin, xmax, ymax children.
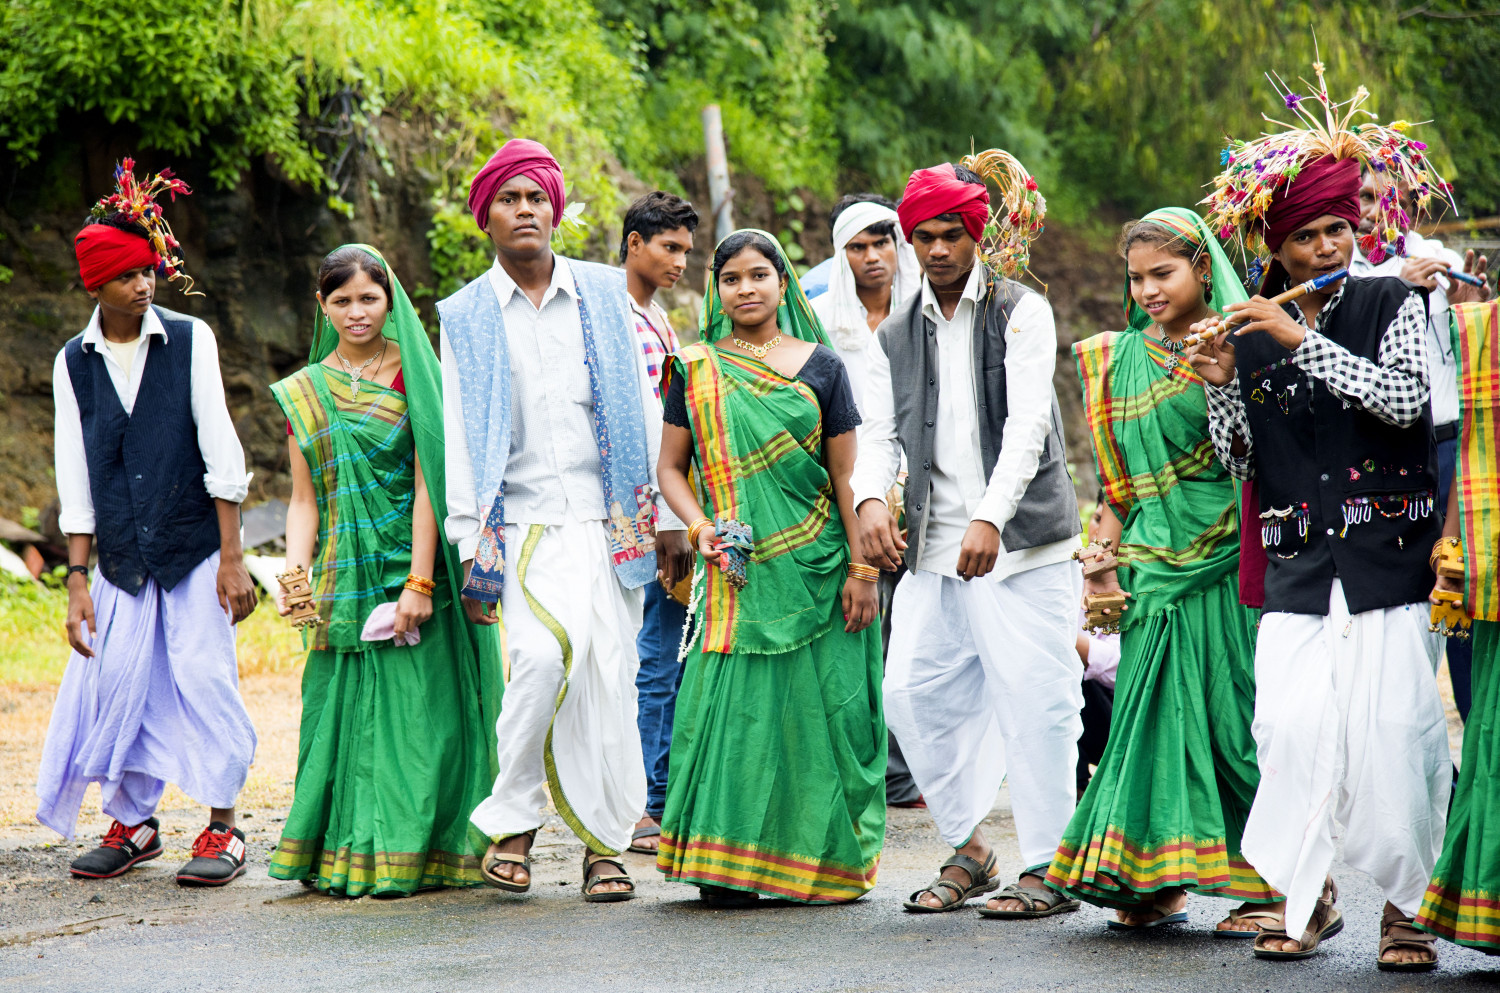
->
<box><xmin>1044</xmin><ymin>209</ymin><xmax>1283</xmax><ymax>933</ymax></box>
<box><xmin>655</xmin><ymin>230</ymin><xmax>886</xmax><ymax>906</ymax></box>
<box><xmin>268</xmin><ymin>245</ymin><xmax>502</xmax><ymax>897</ymax></box>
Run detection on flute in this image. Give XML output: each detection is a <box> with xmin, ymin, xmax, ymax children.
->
<box><xmin>1181</xmin><ymin>268</ymin><xmax>1349</xmax><ymax>347</ymax></box>
<box><xmin>1381</xmin><ymin>243</ymin><xmax>1485</xmax><ymax>287</ymax></box>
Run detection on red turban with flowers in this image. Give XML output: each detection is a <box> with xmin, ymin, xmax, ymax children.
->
<box><xmin>467</xmin><ymin>139</ymin><xmax>566</xmax><ymax>233</ymax></box>
<box><xmin>897</xmin><ymin>164</ymin><xmax>989</xmax><ymax>243</ymax></box>
<box><xmin>74</xmin><ymin>224</ymin><xmax>160</xmax><ymax>292</ymax></box>
<box><xmin>1259</xmin><ymin>154</ymin><xmax>1362</xmax><ymax>253</ymax></box>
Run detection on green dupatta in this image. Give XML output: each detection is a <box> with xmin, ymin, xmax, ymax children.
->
<box><xmin>269</xmin><ymin>245</ymin><xmax>502</xmax><ymax>690</ymax></box>
<box><xmin>1074</xmin><ymin>207</ymin><xmax>1249</xmax><ymax>617</ymax></box>
<box><xmin>666</xmin><ymin>229</ymin><xmax>846</xmax><ymax>655</ymax></box>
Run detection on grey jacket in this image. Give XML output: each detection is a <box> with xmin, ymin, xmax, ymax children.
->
<box><xmin>874</xmin><ymin>268</ymin><xmax>1079</xmax><ymax>571</ymax></box>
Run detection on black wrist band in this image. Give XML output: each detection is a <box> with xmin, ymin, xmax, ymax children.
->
<box><xmin>67</xmin><ymin>564</ymin><xmax>89</xmax><ymax>578</ymax></box>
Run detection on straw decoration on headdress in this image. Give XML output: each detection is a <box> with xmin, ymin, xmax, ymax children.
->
<box><xmin>89</xmin><ymin>157</ymin><xmax>200</xmax><ymax>296</ymax></box>
<box><xmin>958</xmin><ymin>147</ymin><xmax>1046</xmax><ymax>283</ymax></box>
<box><xmin>1202</xmin><ymin>59</ymin><xmax>1455</xmax><ymax>280</ymax></box>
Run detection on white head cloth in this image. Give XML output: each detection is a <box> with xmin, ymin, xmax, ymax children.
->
<box><xmin>823</xmin><ymin>202</ymin><xmax>922</xmax><ymax>351</ymax></box>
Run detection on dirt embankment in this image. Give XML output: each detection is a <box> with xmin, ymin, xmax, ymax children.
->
<box><xmin>0</xmin><ymin>124</ymin><xmax>1120</xmax><ymax>521</ymax></box>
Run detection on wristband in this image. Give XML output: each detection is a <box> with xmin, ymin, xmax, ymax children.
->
<box><xmin>67</xmin><ymin>564</ymin><xmax>89</xmax><ymax>580</ymax></box>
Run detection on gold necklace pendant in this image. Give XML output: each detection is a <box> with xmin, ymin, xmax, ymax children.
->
<box><xmin>732</xmin><ymin>333</ymin><xmax>782</xmax><ymax>359</ymax></box>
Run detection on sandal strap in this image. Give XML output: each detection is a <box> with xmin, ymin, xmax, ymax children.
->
<box><xmin>939</xmin><ymin>851</ymin><xmax>993</xmax><ymax>889</ymax></box>
<box><xmin>911</xmin><ymin>877</ymin><xmax>966</xmax><ymax>908</ymax></box>
<box><xmin>1381</xmin><ymin>911</ymin><xmax>1436</xmax><ymax>948</ymax></box>
<box><xmin>484</xmin><ymin>852</ymin><xmax>529</xmax><ymax>867</ymax></box>
<box><xmin>992</xmin><ymin>883</ymin><xmax>1054</xmax><ymax>911</ymax></box>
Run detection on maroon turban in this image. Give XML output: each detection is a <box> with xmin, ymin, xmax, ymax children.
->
<box><xmin>74</xmin><ymin>224</ymin><xmax>160</xmax><ymax>292</ymax></box>
<box><xmin>897</xmin><ymin>164</ymin><xmax>989</xmax><ymax>243</ymax></box>
<box><xmin>467</xmin><ymin>139</ymin><xmax>566</xmax><ymax>233</ymax></box>
<box><xmin>1259</xmin><ymin>154</ymin><xmax>1361</xmax><ymax>253</ymax></box>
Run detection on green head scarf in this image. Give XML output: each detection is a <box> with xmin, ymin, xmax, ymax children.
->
<box><xmin>1122</xmin><ymin>207</ymin><xmax>1247</xmax><ymax>333</ymax></box>
<box><xmin>699</xmin><ymin>228</ymin><xmax>830</xmax><ymax>347</ymax></box>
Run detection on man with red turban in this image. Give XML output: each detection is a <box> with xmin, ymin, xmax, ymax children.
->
<box><xmin>42</xmin><ymin>188</ymin><xmax>259</xmax><ymax>890</ymax></box>
<box><xmin>851</xmin><ymin>161</ymin><xmax>1085</xmax><ymax>921</ymax></box>
<box><xmin>1192</xmin><ymin>122</ymin><xmax>1448</xmax><ymax>965</ymax></box>
<box><xmin>437</xmin><ymin>138</ymin><xmax>685</xmax><ymax>903</ymax></box>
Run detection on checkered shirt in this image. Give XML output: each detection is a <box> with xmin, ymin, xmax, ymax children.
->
<box><xmin>631</xmin><ymin>299</ymin><xmax>680</xmax><ymax>402</ymax></box>
<box><xmin>1204</xmin><ymin>283</ymin><xmax>1431</xmax><ymax>480</ymax></box>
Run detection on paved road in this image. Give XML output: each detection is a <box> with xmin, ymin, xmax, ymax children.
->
<box><xmin>4</xmin><ymin>795</ymin><xmax>1498</xmax><ymax>992</ymax></box>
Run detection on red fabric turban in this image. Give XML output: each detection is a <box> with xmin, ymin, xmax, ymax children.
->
<box><xmin>897</xmin><ymin>164</ymin><xmax>990</xmax><ymax>243</ymax></box>
<box><xmin>467</xmin><ymin>139</ymin><xmax>566</xmax><ymax>233</ymax></box>
<box><xmin>74</xmin><ymin>224</ymin><xmax>160</xmax><ymax>292</ymax></box>
<box><xmin>1259</xmin><ymin>154</ymin><xmax>1362</xmax><ymax>253</ymax></box>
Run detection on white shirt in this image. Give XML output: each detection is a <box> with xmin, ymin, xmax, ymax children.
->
<box><xmin>851</xmin><ymin>266</ymin><xmax>1077</xmax><ymax>581</ymax></box>
<box><xmin>1351</xmin><ymin>232</ymin><xmax>1461</xmax><ymax>425</ymax></box>
<box><xmin>442</xmin><ymin>255</ymin><xmax>681</xmax><ymax>562</ymax></box>
<box><xmin>811</xmin><ymin>291</ymin><xmax>875</xmax><ymax>417</ymax></box>
<box><xmin>52</xmin><ymin>307</ymin><xmax>252</xmax><ymax>536</ymax></box>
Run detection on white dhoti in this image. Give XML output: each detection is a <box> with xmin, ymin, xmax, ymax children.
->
<box><xmin>1241</xmin><ymin>579</ymin><xmax>1449</xmax><ymax>938</ymax></box>
<box><xmin>883</xmin><ymin>560</ymin><xmax>1083</xmax><ymax>870</ymax></box>
<box><xmin>469</xmin><ymin>521</ymin><xmax>647</xmax><ymax>855</ymax></box>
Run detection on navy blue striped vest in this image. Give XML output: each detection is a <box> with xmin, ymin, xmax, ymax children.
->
<box><xmin>63</xmin><ymin>307</ymin><xmax>221</xmax><ymax>594</ymax></box>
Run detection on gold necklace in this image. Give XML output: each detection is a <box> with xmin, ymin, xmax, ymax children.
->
<box><xmin>731</xmin><ymin>333</ymin><xmax>782</xmax><ymax>359</ymax></box>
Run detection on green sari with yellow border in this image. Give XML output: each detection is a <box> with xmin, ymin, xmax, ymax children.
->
<box><xmin>267</xmin><ymin>245</ymin><xmax>502</xmax><ymax>897</ymax></box>
<box><xmin>1046</xmin><ymin>208</ymin><xmax>1277</xmax><ymax>908</ymax></box>
<box><xmin>656</xmin><ymin>231</ymin><xmax>886</xmax><ymax>903</ymax></box>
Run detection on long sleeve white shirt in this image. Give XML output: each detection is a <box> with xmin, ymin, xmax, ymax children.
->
<box><xmin>851</xmin><ymin>266</ymin><xmax>1077</xmax><ymax>581</ymax></box>
<box><xmin>442</xmin><ymin>255</ymin><xmax>680</xmax><ymax>562</ymax></box>
<box><xmin>1351</xmin><ymin>234</ymin><xmax>1461</xmax><ymax>426</ymax></box>
<box><xmin>52</xmin><ymin>307</ymin><xmax>252</xmax><ymax>536</ymax></box>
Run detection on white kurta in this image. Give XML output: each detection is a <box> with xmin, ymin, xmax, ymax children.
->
<box><xmin>1241</xmin><ymin>579</ymin><xmax>1449</xmax><ymax>938</ymax></box>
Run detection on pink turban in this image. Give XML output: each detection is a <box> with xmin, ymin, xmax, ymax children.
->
<box><xmin>897</xmin><ymin>164</ymin><xmax>990</xmax><ymax>243</ymax></box>
<box><xmin>1259</xmin><ymin>154</ymin><xmax>1362</xmax><ymax>253</ymax></box>
<box><xmin>467</xmin><ymin>139</ymin><xmax>566</xmax><ymax>233</ymax></box>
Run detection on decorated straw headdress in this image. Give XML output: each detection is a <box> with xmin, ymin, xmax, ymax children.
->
<box><xmin>959</xmin><ymin>148</ymin><xmax>1046</xmax><ymax>282</ymax></box>
<box><xmin>84</xmin><ymin>157</ymin><xmax>199</xmax><ymax>295</ymax></box>
<box><xmin>1202</xmin><ymin>59</ymin><xmax>1454</xmax><ymax>285</ymax></box>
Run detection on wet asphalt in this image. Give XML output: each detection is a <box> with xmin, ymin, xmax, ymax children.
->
<box><xmin>4</xmin><ymin>794</ymin><xmax>1499</xmax><ymax>992</ymax></box>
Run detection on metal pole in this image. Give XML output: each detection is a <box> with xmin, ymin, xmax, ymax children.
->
<box><xmin>702</xmin><ymin>105</ymin><xmax>734</xmax><ymax>243</ymax></box>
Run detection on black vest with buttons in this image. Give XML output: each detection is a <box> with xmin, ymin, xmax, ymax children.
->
<box><xmin>1235</xmin><ymin>275</ymin><xmax>1439</xmax><ymax>615</ymax></box>
<box><xmin>63</xmin><ymin>307</ymin><xmax>221</xmax><ymax>595</ymax></box>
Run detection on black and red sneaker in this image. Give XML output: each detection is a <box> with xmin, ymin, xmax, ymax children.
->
<box><xmin>175</xmin><ymin>822</ymin><xmax>248</xmax><ymax>887</ymax></box>
<box><xmin>70</xmin><ymin>818</ymin><xmax>163</xmax><ymax>879</ymax></box>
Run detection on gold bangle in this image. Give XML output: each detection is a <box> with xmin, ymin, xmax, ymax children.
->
<box><xmin>404</xmin><ymin>574</ymin><xmax>435</xmax><ymax>596</ymax></box>
<box><xmin>847</xmin><ymin>563</ymin><xmax>880</xmax><ymax>582</ymax></box>
<box><xmin>687</xmin><ymin>517</ymin><xmax>713</xmax><ymax>546</ymax></box>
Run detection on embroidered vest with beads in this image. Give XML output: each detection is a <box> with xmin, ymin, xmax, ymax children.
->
<box><xmin>1235</xmin><ymin>274</ymin><xmax>1439</xmax><ymax>615</ymax></box>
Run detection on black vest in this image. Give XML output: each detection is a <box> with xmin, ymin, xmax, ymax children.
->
<box><xmin>1236</xmin><ymin>276</ymin><xmax>1439</xmax><ymax>615</ymax></box>
<box><xmin>63</xmin><ymin>307</ymin><xmax>222</xmax><ymax>594</ymax></box>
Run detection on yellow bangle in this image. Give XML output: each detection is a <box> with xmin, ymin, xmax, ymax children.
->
<box><xmin>847</xmin><ymin>563</ymin><xmax>880</xmax><ymax>582</ymax></box>
<box><xmin>687</xmin><ymin>517</ymin><xmax>713</xmax><ymax>547</ymax></box>
<box><xmin>404</xmin><ymin>574</ymin><xmax>435</xmax><ymax>596</ymax></box>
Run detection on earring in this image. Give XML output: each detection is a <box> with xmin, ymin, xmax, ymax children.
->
<box><xmin>1203</xmin><ymin>272</ymin><xmax>1213</xmax><ymax>301</ymax></box>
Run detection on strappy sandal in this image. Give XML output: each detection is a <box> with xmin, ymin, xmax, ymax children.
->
<box><xmin>1107</xmin><ymin>899</ymin><xmax>1188</xmax><ymax>930</ymax></box>
<box><xmin>977</xmin><ymin>880</ymin><xmax>1080</xmax><ymax>920</ymax></box>
<box><xmin>627</xmin><ymin>822</ymin><xmax>661</xmax><ymax>855</ymax></box>
<box><xmin>1253</xmin><ymin>879</ymin><xmax>1342</xmax><ymax>960</ymax></box>
<box><xmin>902</xmin><ymin>850</ymin><xmax>999</xmax><ymax>913</ymax></box>
<box><xmin>1377</xmin><ymin>906</ymin><xmax>1438</xmax><ymax>972</ymax></box>
<box><xmin>582</xmin><ymin>852</ymin><xmax>636</xmax><ymax>903</ymax></box>
<box><xmin>480</xmin><ymin>830</ymin><xmax>536</xmax><ymax>893</ymax></box>
<box><xmin>1215</xmin><ymin>907</ymin><xmax>1285</xmax><ymax>939</ymax></box>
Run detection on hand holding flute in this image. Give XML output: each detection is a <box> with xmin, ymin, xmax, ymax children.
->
<box><xmin>1183</xmin><ymin>268</ymin><xmax>1349</xmax><ymax>385</ymax></box>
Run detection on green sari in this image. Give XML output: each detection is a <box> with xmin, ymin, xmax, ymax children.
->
<box><xmin>1047</xmin><ymin>208</ymin><xmax>1277</xmax><ymax>908</ymax></box>
<box><xmin>267</xmin><ymin>245</ymin><xmax>503</xmax><ymax>896</ymax></box>
<box><xmin>656</xmin><ymin>231</ymin><xmax>886</xmax><ymax>903</ymax></box>
<box><xmin>1416</xmin><ymin>300</ymin><xmax>1500</xmax><ymax>950</ymax></box>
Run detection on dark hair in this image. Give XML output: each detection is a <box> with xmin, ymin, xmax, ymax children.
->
<box><xmin>619</xmin><ymin>191</ymin><xmax>700</xmax><ymax>263</ymax></box>
<box><xmin>711</xmin><ymin>231</ymin><xmax>787</xmax><ymax>282</ymax></box>
<box><xmin>318</xmin><ymin>245</ymin><xmax>392</xmax><ymax>302</ymax></box>
<box><xmin>929</xmin><ymin>163</ymin><xmax>986</xmax><ymax>225</ymax></box>
<box><xmin>829</xmin><ymin>193</ymin><xmax>897</xmax><ymax>239</ymax></box>
<box><xmin>1118</xmin><ymin>219</ymin><xmax>1202</xmax><ymax>264</ymax></box>
<box><xmin>90</xmin><ymin>212</ymin><xmax>150</xmax><ymax>239</ymax></box>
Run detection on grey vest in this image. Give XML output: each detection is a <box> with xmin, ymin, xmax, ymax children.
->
<box><xmin>875</xmin><ymin>269</ymin><xmax>1079</xmax><ymax>570</ymax></box>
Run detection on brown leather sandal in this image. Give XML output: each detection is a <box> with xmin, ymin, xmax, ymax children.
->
<box><xmin>1215</xmin><ymin>906</ymin><xmax>1285</xmax><ymax>939</ymax></box>
<box><xmin>1253</xmin><ymin>879</ymin><xmax>1342</xmax><ymax>960</ymax></box>
<box><xmin>582</xmin><ymin>852</ymin><xmax>636</xmax><ymax>903</ymax></box>
<box><xmin>480</xmin><ymin>829</ymin><xmax>536</xmax><ymax>893</ymax></box>
<box><xmin>902</xmin><ymin>850</ymin><xmax>999</xmax><ymax>913</ymax></box>
<box><xmin>1378</xmin><ymin>906</ymin><xmax>1438</xmax><ymax>972</ymax></box>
